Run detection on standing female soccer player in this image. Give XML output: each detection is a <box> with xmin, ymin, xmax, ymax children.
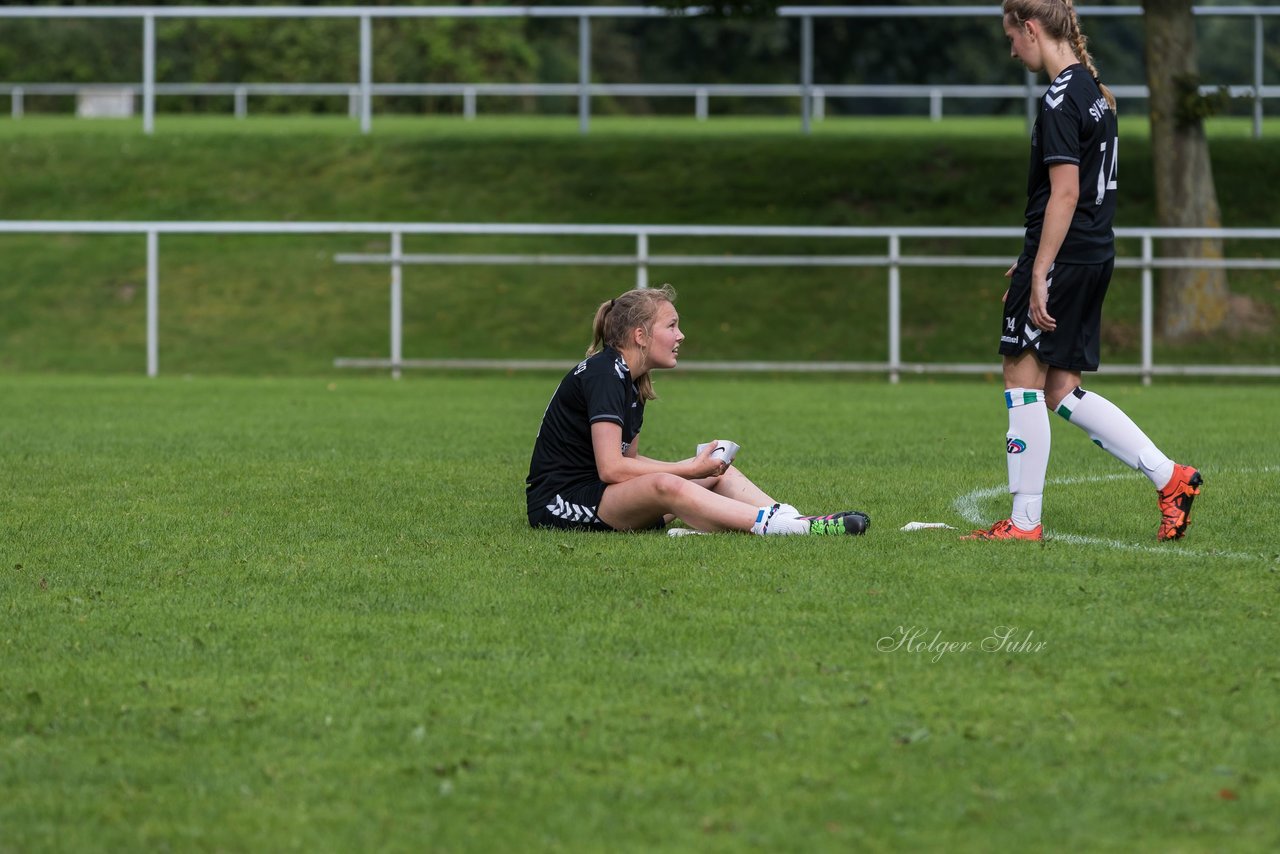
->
<box><xmin>526</xmin><ymin>284</ymin><xmax>869</xmax><ymax>536</ymax></box>
<box><xmin>966</xmin><ymin>0</ymin><xmax>1201</xmax><ymax>542</ymax></box>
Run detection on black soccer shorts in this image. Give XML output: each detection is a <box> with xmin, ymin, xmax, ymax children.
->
<box><xmin>527</xmin><ymin>480</ymin><xmax>615</xmax><ymax>532</ymax></box>
<box><xmin>527</xmin><ymin>480</ymin><xmax>669</xmax><ymax>532</ymax></box>
<box><xmin>999</xmin><ymin>256</ymin><xmax>1114</xmax><ymax>372</ymax></box>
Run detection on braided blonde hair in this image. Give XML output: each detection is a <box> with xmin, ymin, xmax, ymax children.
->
<box><xmin>1003</xmin><ymin>0</ymin><xmax>1116</xmax><ymax>111</ymax></box>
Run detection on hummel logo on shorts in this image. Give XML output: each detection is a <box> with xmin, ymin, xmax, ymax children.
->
<box><xmin>546</xmin><ymin>495</ymin><xmax>597</xmax><ymax>524</ymax></box>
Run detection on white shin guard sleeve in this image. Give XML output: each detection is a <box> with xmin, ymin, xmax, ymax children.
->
<box><xmin>1055</xmin><ymin>387</ymin><xmax>1173</xmax><ymax>487</ymax></box>
<box><xmin>1005</xmin><ymin>389</ymin><xmax>1050</xmax><ymax>528</ymax></box>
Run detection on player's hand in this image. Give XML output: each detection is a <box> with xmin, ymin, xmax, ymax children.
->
<box><xmin>1030</xmin><ymin>275</ymin><xmax>1056</xmax><ymax>332</ymax></box>
<box><xmin>1001</xmin><ymin>259</ymin><xmax>1017</xmax><ymax>303</ymax></box>
<box><xmin>690</xmin><ymin>441</ymin><xmax>727</xmax><ymax>479</ymax></box>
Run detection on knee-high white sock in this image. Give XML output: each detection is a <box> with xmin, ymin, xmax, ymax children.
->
<box><xmin>1054</xmin><ymin>388</ymin><xmax>1174</xmax><ymax>489</ymax></box>
<box><xmin>1005</xmin><ymin>388</ymin><xmax>1050</xmax><ymax>531</ymax></box>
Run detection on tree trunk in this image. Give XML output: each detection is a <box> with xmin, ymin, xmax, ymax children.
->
<box><xmin>1143</xmin><ymin>0</ymin><xmax>1230</xmax><ymax>338</ymax></box>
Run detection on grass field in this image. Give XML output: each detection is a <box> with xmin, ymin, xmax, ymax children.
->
<box><xmin>2</xmin><ymin>114</ymin><xmax>1278</xmax><ymax>850</ymax></box>
<box><xmin>2</xmin><ymin>373</ymin><xmax>1277</xmax><ymax>851</ymax></box>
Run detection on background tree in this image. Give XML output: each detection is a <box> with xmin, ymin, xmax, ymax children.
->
<box><xmin>1143</xmin><ymin>0</ymin><xmax>1231</xmax><ymax>338</ymax></box>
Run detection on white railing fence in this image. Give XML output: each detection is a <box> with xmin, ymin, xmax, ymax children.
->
<box><xmin>2</xmin><ymin>220</ymin><xmax>1277</xmax><ymax>384</ymax></box>
<box><xmin>0</xmin><ymin>5</ymin><xmax>1275</xmax><ymax>137</ymax></box>
<box><xmin>7</xmin><ymin>81</ymin><xmax>1278</xmax><ymax>129</ymax></box>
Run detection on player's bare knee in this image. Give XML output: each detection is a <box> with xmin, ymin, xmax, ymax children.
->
<box><xmin>650</xmin><ymin>472</ymin><xmax>689</xmax><ymax>501</ymax></box>
<box><xmin>1045</xmin><ymin>381</ymin><xmax>1079</xmax><ymax>410</ymax></box>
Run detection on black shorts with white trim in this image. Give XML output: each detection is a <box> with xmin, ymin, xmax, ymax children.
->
<box><xmin>998</xmin><ymin>255</ymin><xmax>1114</xmax><ymax>372</ymax></box>
<box><xmin>528</xmin><ymin>479</ymin><xmax>614</xmax><ymax>531</ymax></box>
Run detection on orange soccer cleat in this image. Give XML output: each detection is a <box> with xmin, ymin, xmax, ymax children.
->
<box><xmin>1157</xmin><ymin>464</ymin><xmax>1202</xmax><ymax>541</ymax></box>
<box><xmin>962</xmin><ymin>519</ymin><xmax>1043</xmax><ymax>541</ymax></box>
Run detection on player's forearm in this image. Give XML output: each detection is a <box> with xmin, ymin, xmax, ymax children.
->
<box><xmin>596</xmin><ymin>454</ymin><xmax>694</xmax><ymax>484</ymax></box>
<box><xmin>1033</xmin><ymin>191</ymin><xmax>1078</xmax><ymax>278</ymax></box>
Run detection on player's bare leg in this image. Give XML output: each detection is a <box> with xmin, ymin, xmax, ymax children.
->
<box><xmin>687</xmin><ymin>465</ymin><xmax>775</xmax><ymax>507</ymax></box>
<box><xmin>599</xmin><ymin>474</ymin><xmax>867</xmax><ymax>536</ymax></box>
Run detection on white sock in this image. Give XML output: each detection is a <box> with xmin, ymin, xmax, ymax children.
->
<box><xmin>751</xmin><ymin>504</ymin><xmax>808</xmax><ymax>535</ymax></box>
<box><xmin>1005</xmin><ymin>388</ymin><xmax>1050</xmax><ymax>531</ymax></box>
<box><xmin>1055</xmin><ymin>388</ymin><xmax>1174</xmax><ymax>489</ymax></box>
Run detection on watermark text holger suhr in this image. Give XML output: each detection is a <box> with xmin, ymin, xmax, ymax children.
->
<box><xmin>877</xmin><ymin>626</ymin><xmax>1047</xmax><ymax>663</ymax></box>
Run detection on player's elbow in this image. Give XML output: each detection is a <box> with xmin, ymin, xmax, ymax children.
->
<box><xmin>596</xmin><ymin>459</ymin><xmax>628</xmax><ymax>484</ymax></box>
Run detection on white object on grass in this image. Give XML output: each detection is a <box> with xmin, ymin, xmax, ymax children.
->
<box><xmin>900</xmin><ymin>521</ymin><xmax>956</xmax><ymax>532</ymax></box>
<box><xmin>667</xmin><ymin>527</ymin><xmax>709</xmax><ymax>537</ymax></box>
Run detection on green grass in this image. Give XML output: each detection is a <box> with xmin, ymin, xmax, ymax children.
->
<box><xmin>1</xmin><ymin>374</ymin><xmax>1276</xmax><ymax>851</ymax></box>
<box><xmin>3</xmin><ymin>113</ymin><xmax>1276</xmax><ymax>851</ymax></box>
<box><xmin>1</xmin><ymin>116</ymin><xmax>1278</xmax><ymax>376</ymax></box>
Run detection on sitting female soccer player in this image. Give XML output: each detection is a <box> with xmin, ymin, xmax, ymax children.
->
<box><xmin>526</xmin><ymin>284</ymin><xmax>869</xmax><ymax>536</ymax></box>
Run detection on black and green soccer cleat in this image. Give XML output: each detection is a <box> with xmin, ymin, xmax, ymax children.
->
<box><xmin>805</xmin><ymin>510</ymin><xmax>870</xmax><ymax>536</ymax></box>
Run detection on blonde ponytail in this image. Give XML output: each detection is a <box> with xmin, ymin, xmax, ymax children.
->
<box><xmin>1062</xmin><ymin>0</ymin><xmax>1116</xmax><ymax>111</ymax></box>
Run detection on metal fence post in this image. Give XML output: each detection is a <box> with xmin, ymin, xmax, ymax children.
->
<box><xmin>636</xmin><ymin>232</ymin><xmax>649</xmax><ymax>289</ymax></box>
<box><xmin>800</xmin><ymin>15</ymin><xmax>813</xmax><ymax>135</ymax></box>
<box><xmin>930</xmin><ymin>89</ymin><xmax>943</xmax><ymax>121</ymax></box>
<box><xmin>578</xmin><ymin>15</ymin><xmax>591</xmax><ymax>135</ymax></box>
<box><xmin>1255</xmin><ymin>15</ymin><xmax>1265</xmax><ymax>139</ymax></box>
<box><xmin>235</xmin><ymin>86</ymin><xmax>247</xmax><ymax>119</ymax></box>
<box><xmin>360</xmin><ymin>15</ymin><xmax>372</xmax><ymax>134</ymax></box>
<box><xmin>143</xmin><ymin>14</ymin><xmax>155</xmax><ymax>135</ymax></box>
<box><xmin>464</xmin><ymin>87</ymin><xmax>477</xmax><ymax>120</ymax></box>
<box><xmin>390</xmin><ymin>231</ymin><xmax>403</xmax><ymax>380</ymax></box>
<box><xmin>695</xmin><ymin>88</ymin><xmax>708</xmax><ymax>121</ymax></box>
<box><xmin>888</xmin><ymin>234</ymin><xmax>901</xmax><ymax>384</ymax></box>
<box><xmin>147</xmin><ymin>230</ymin><xmax>159</xmax><ymax>377</ymax></box>
<box><xmin>1141</xmin><ymin>234</ymin><xmax>1154</xmax><ymax>386</ymax></box>
<box><xmin>12</xmin><ymin>87</ymin><xmax>23</xmax><ymax>119</ymax></box>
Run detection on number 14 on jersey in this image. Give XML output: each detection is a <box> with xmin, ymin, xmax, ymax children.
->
<box><xmin>1096</xmin><ymin>136</ymin><xmax>1118</xmax><ymax>205</ymax></box>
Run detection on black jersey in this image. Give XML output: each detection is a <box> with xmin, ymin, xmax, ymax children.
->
<box><xmin>1023</xmin><ymin>63</ymin><xmax>1118</xmax><ymax>265</ymax></box>
<box><xmin>526</xmin><ymin>346</ymin><xmax>644</xmax><ymax>513</ymax></box>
